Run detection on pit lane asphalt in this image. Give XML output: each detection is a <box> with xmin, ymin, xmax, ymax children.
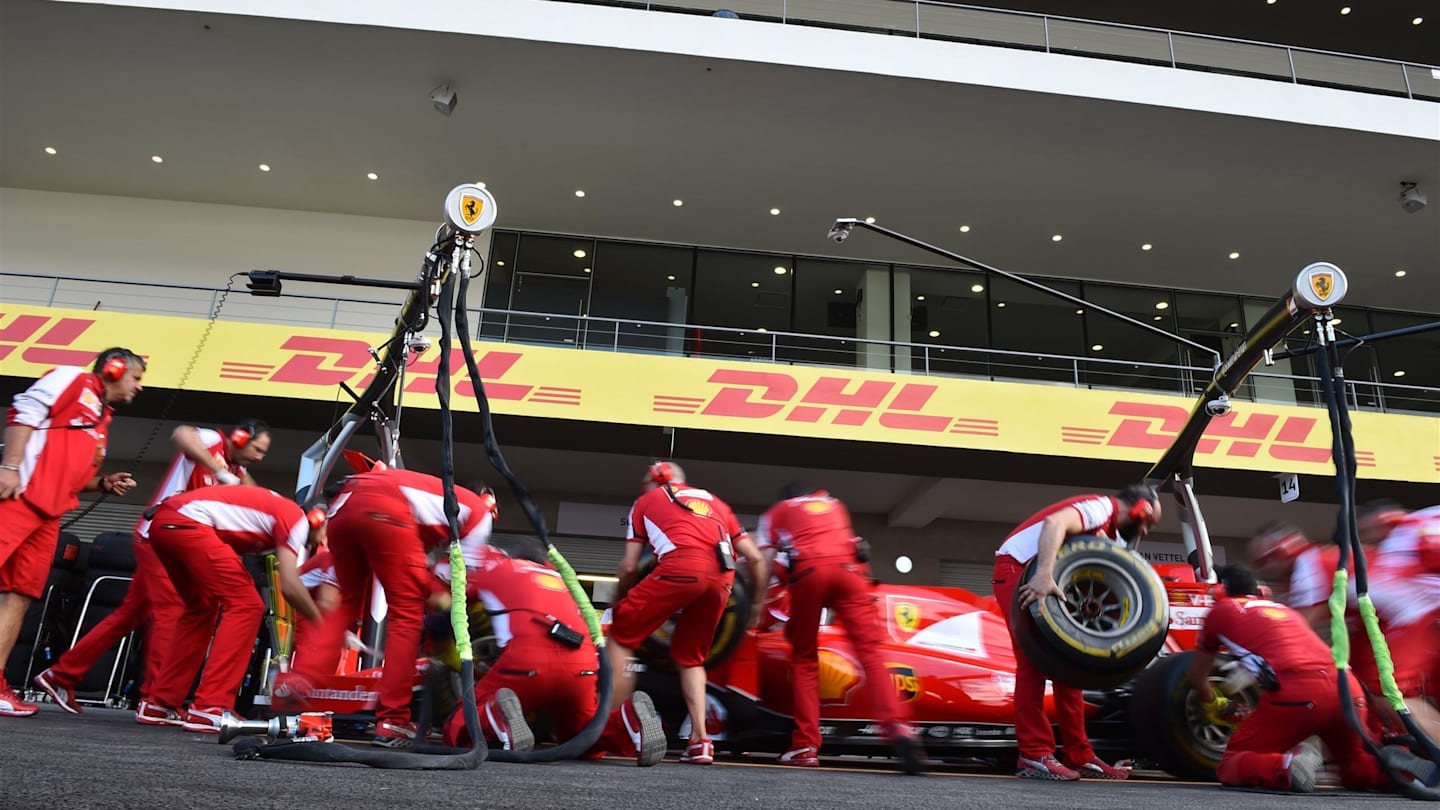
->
<box><xmin>0</xmin><ymin>706</ymin><xmax>1413</xmax><ymax>809</ymax></box>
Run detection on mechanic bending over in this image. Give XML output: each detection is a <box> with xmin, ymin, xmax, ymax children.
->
<box><xmin>756</xmin><ymin>482</ymin><xmax>925</xmax><ymax>774</ymax></box>
<box><xmin>434</xmin><ymin>541</ymin><xmax>667</xmax><ymax>765</ymax></box>
<box><xmin>608</xmin><ymin>462</ymin><xmax>765</xmax><ymax>766</ymax></box>
<box><xmin>0</xmin><ymin>347</ymin><xmax>143</xmax><ymax>719</ymax></box>
<box><xmin>36</xmin><ymin>418</ymin><xmax>274</xmax><ymax>725</ymax></box>
<box><xmin>991</xmin><ymin>484</ymin><xmax>1160</xmax><ymax>781</ymax></box>
<box><xmin>1365</xmin><ymin>501</ymin><xmax>1440</xmax><ymax>746</ymax></box>
<box><xmin>1188</xmin><ymin>564</ymin><xmax>1437</xmax><ymax>794</ymax></box>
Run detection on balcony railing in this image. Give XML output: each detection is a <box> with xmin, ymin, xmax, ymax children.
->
<box><xmin>4</xmin><ymin>272</ymin><xmax>1437</xmax><ymax>415</ymax></box>
<box><xmin>554</xmin><ymin>0</ymin><xmax>1440</xmax><ymax>101</ymax></box>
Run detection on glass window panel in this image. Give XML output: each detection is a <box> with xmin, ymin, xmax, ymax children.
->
<box><xmin>588</xmin><ymin>241</ymin><xmax>694</xmax><ymax>354</ymax></box>
<box><xmin>692</xmin><ymin>250</ymin><xmax>794</xmax><ymax>360</ymax></box>
<box><xmin>513</xmin><ymin>233</ymin><xmax>596</xmax><ymax>281</ymax></box>
<box><xmin>988</xmin><ymin>276</ymin><xmax>1084</xmax><ymax>383</ymax></box>
<box><xmin>1079</xmin><ymin>284</ymin><xmax>1185</xmax><ymax>394</ymax></box>
<box><xmin>478</xmin><ymin>231</ymin><xmax>519</xmax><ymax>340</ymax></box>
<box><xmin>782</xmin><ymin>258</ymin><xmax>870</xmax><ymax>369</ymax></box>
<box><xmin>1367</xmin><ymin>311</ymin><xmax>1440</xmax><ymax>414</ymax></box>
<box><xmin>903</xmin><ymin>265</ymin><xmax>990</xmax><ymax>378</ymax></box>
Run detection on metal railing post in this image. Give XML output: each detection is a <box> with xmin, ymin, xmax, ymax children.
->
<box><xmin>914</xmin><ymin>1</ymin><xmax>920</xmax><ymax>37</ymax></box>
<box><xmin>1073</xmin><ymin>359</ymin><xmax>1081</xmax><ymax>388</ymax></box>
<box><xmin>330</xmin><ymin>298</ymin><xmax>340</xmax><ymax>329</ymax></box>
<box><xmin>1042</xmin><ymin>16</ymin><xmax>1051</xmax><ymax>52</ymax></box>
<box><xmin>1287</xmin><ymin>47</ymin><xmax>1297</xmax><ymax>83</ymax></box>
<box><xmin>1167</xmin><ymin>31</ymin><xmax>1176</xmax><ymax>68</ymax></box>
<box><xmin>1402</xmin><ymin>63</ymin><xmax>1413</xmax><ymax>99</ymax></box>
<box><xmin>47</xmin><ymin>277</ymin><xmax>60</xmax><ymax>307</ymax></box>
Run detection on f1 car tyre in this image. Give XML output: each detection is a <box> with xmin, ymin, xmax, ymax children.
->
<box><xmin>1130</xmin><ymin>651</ymin><xmax>1256</xmax><ymax>780</ymax></box>
<box><xmin>636</xmin><ymin>559</ymin><xmax>753</xmax><ymax>671</ymax></box>
<box><xmin>1012</xmin><ymin>536</ymin><xmax>1169</xmax><ymax>689</ymax></box>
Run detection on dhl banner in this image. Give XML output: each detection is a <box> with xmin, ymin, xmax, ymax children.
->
<box><xmin>2</xmin><ymin>304</ymin><xmax>1438</xmax><ymax>483</ymax></box>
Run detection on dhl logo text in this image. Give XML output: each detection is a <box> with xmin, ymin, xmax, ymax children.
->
<box><xmin>1062</xmin><ymin>401</ymin><xmax>1374</xmax><ymax>467</ymax></box>
<box><xmin>221</xmin><ymin>336</ymin><xmax>582</xmax><ymax>407</ymax></box>
<box><xmin>655</xmin><ymin>369</ymin><xmax>999</xmax><ymax>436</ymax></box>
<box><xmin>0</xmin><ymin>313</ymin><xmax>102</xmax><ymax>367</ymax></box>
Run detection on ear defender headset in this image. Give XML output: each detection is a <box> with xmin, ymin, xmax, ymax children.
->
<box><xmin>1124</xmin><ymin>485</ymin><xmax>1161</xmax><ymax>525</ymax></box>
<box><xmin>230</xmin><ymin>420</ymin><xmax>263</xmax><ymax>449</ymax></box>
<box><xmin>305</xmin><ymin>507</ymin><xmax>327</xmax><ymax>530</ymax></box>
<box><xmin>648</xmin><ymin>461</ymin><xmax>675</xmax><ymax>485</ymax></box>
<box><xmin>477</xmin><ymin>488</ymin><xmax>499</xmax><ymax>520</ymax></box>
<box><xmin>97</xmin><ymin>351</ymin><xmax>130</xmax><ymax>382</ymax></box>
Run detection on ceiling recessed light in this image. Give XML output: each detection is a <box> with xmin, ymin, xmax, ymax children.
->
<box><xmin>672</xmin><ymin>199</ymin><xmax>684</xmax><ymax>207</ymax></box>
<box><xmin>1155</xmin><ymin>301</ymin><xmax>1169</xmax><ymax>310</ymax></box>
<box><xmin>833</xmin><ymin>289</ymin><xmax>843</xmax><ymax>295</ymax></box>
<box><xmin>959</xmin><ymin>225</ymin><xmax>971</xmax><ymax>233</ymax></box>
<box><xmin>756</xmin><ymin>327</ymin><xmax>767</xmax><ymax>333</ymax></box>
<box><xmin>997</xmin><ymin>302</ymin><xmax>1007</xmax><ymax>308</ymax></box>
<box><xmin>1340</xmin><ymin>6</ymin><xmax>1351</xmax><ymax>14</ymax></box>
<box><xmin>915</xmin><ymin>295</ymin><xmax>926</xmax><ymax>301</ymax></box>
<box><xmin>1051</xmin><ymin>234</ymin><xmax>1063</xmax><ymax>242</ymax></box>
<box><xmin>1396</xmin><ymin>269</ymin><xmax>1408</xmax><ymax>277</ymax></box>
<box><xmin>769</xmin><ymin>208</ymin><xmax>781</xmax><ymax>216</ymax></box>
<box><xmin>258</xmin><ymin>163</ymin><xmax>271</xmax><ymax>172</ymax></box>
<box><xmin>496</xmin><ymin>260</ymin><xmax>505</xmax><ymax>267</ymax></box>
<box><xmin>366</xmin><ymin>172</ymin><xmax>378</xmax><ymax>180</ymax></box>
<box><xmin>573</xmin><ymin>249</ymin><xmax>586</xmax><ymax>258</ymax></box>
<box><xmin>751</xmin><ymin>281</ymin><xmax>760</xmax><ymax>288</ymax></box>
<box><xmin>971</xmin><ymin>284</ymin><xmax>984</xmax><ymax>293</ymax></box>
<box><xmin>151</xmin><ymin>155</ymin><xmax>164</xmax><ymax>164</ymax></box>
<box><xmin>1141</xmin><ymin>243</ymin><xmax>1153</xmax><ymax>251</ymax></box>
<box><xmin>667</xmin><ymin>275</ymin><xmax>676</xmax><ymax>281</ymax></box>
<box><xmin>928</xmin><ymin>330</ymin><xmax>941</xmax><ymax>338</ymax></box>
<box><xmin>575</xmin><ymin>190</ymin><xmax>586</xmax><ymax>198</ymax></box>
<box><xmin>1229</xmin><ymin>322</ymin><xmax>1240</xmax><ymax>328</ymax></box>
<box><xmin>1154</xmin><ymin>315</ymin><xmax>1163</xmax><ymax>321</ymax></box>
<box><xmin>1091</xmin><ymin>344</ymin><xmax>1104</xmax><ymax>352</ymax></box>
<box><xmin>583</xmin><ymin>267</ymin><xmax>591</xmax><ymax>274</ymax></box>
<box><xmin>1228</xmin><ymin>251</ymin><xmax>1240</xmax><ymax>259</ymax></box>
<box><xmin>1075</xmin><ymin>309</ymin><xmax>1084</xmax><ymax>315</ymax></box>
<box><xmin>863</xmin><ymin>216</ymin><xmax>875</xmax><ymax>224</ymax></box>
<box><xmin>773</xmin><ymin>266</ymin><xmax>788</xmax><ymax>275</ymax></box>
<box><xmin>44</xmin><ymin>146</ymin><xmax>57</xmax><ymax>155</ymax></box>
<box><xmin>476</xmin><ymin>181</ymin><xmax>486</xmax><ymax>189</ymax></box>
<box><xmin>1394</xmin><ymin>370</ymin><xmax>1407</xmax><ymax>378</ymax></box>
<box><xmin>1266</xmin><ymin>0</ymin><xmax>1276</xmax><ymax>4</ymax></box>
<box><xmin>1413</xmin><ymin>17</ymin><xmax>1423</xmax><ymax>25</ymax></box>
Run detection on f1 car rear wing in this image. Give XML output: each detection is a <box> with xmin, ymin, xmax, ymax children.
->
<box><xmin>827</xmin><ymin>217</ymin><xmax>1348</xmax><ymax>584</ymax></box>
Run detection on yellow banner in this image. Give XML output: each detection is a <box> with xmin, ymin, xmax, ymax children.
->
<box><xmin>2</xmin><ymin>304</ymin><xmax>1437</xmax><ymax>483</ymax></box>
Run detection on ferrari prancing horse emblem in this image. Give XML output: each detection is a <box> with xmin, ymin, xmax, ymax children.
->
<box><xmin>1309</xmin><ymin>272</ymin><xmax>1334</xmax><ymax>301</ymax></box>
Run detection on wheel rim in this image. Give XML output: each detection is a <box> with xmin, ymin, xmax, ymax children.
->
<box><xmin>1054</xmin><ymin>558</ymin><xmax>1146</xmax><ymax>638</ymax></box>
<box><xmin>1181</xmin><ymin>676</ymin><xmax>1244</xmax><ymax>762</ymax></box>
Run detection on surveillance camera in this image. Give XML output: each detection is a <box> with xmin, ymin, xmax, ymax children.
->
<box><xmin>407</xmin><ymin>334</ymin><xmax>433</xmax><ymax>354</ymax></box>
<box><xmin>1400</xmin><ymin>182</ymin><xmax>1427</xmax><ymax>214</ymax></box>
<box><xmin>430</xmin><ymin>84</ymin><xmax>457</xmax><ymax>117</ymax></box>
<box><xmin>1205</xmin><ymin>396</ymin><xmax>1232</xmax><ymax>417</ymax></box>
<box><xmin>827</xmin><ymin>221</ymin><xmax>856</xmax><ymax>243</ymax></box>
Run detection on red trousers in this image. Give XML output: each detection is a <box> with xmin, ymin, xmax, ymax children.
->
<box><xmin>0</xmin><ymin>498</ymin><xmax>59</xmax><ymax>600</ymax></box>
<box><xmin>609</xmin><ymin>550</ymin><xmax>732</xmax><ymax>669</ymax></box>
<box><xmin>1218</xmin><ymin>669</ymin><xmax>1387</xmax><ymax>791</ymax></box>
<box><xmin>992</xmin><ymin>554</ymin><xmax>1094</xmax><ymax>764</ymax></box>
<box><xmin>147</xmin><ymin>517</ymin><xmax>265</xmax><ymax>712</ymax></box>
<box><xmin>48</xmin><ymin>539</ymin><xmax>184</xmax><ymax>702</ymax></box>
<box><xmin>787</xmin><ymin>558</ymin><xmax>905</xmax><ymax>751</ymax></box>
<box><xmin>441</xmin><ymin>641</ymin><xmax>633</xmax><ymax>756</ymax></box>
<box><xmin>293</xmin><ymin>499</ymin><xmax>430</xmax><ymax>727</ymax></box>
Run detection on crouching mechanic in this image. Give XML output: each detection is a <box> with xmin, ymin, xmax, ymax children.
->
<box><xmin>437</xmin><ymin>542</ymin><xmax>667</xmax><ymax>765</ymax></box>
<box><xmin>1188</xmin><ymin>564</ymin><xmax>1436</xmax><ymax>793</ymax></box>
<box><xmin>991</xmin><ymin>485</ymin><xmax>1160</xmax><ymax>780</ymax></box>
<box><xmin>1367</xmin><ymin>502</ymin><xmax>1440</xmax><ymax>744</ymax></box>
<box><xmin>35</xmin><ymin>419</ymin><xmax>272</xmax><ymax>724</ymax></box>
<box><xmin>0</xmin><ymin>347</ymin><xmax>143</xmax><ymax>718</ymax></box>
<box><xmin>144</xmin><ymin>485</ymin><xmax>324</xmax><ymax>732</ymax></box>
<box><xmin>757</xmin><ymin>482</ymin><xmax>924</xmax><ymax>773</ymax></box>
<box><xmin>609</xmin><ymin>462</ymin><xmax>766</xmax><ymax>766</ymax></box>
<box><xmin>291</xmin><ymin>468</ymin><xmax>497</xmax><ymax>748</ymax></box>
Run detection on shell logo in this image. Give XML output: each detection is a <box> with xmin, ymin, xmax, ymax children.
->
<box><xmin>684</xmin><ymin>499</ymin><xmax>713</xmax><ymax>518</ymax></box>
<box><xmin>803</xmin><ymin>500</ymin><xmax>833</xmax><ymax>514</ymax></box>
<box><xmin>817</xmin><ymin>648</ymin><xmax>862</xmax><ymax>703</ymax></box>
<box><xmin>533</xmin><ymin>572</ymin><xmax>567</xmax><ymax>591</ymax></box>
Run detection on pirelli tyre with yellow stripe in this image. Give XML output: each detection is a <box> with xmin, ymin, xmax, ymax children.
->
<box><xmin>1012</xmin><ymin>536</ymin><xmax>1170</xmax><ymax>689</ymax></box>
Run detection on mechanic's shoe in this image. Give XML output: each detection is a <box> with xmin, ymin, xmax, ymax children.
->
<box><xmin>1287</xmin><ymin>740</ymin><xmax>1323</xmax><ymax>793</ymax></box>
<box><xmin>373</xmin><ymin>720</ymin><xmax>418</xmax><ymax>749</ymax></box>
<box><xmin>33</xmin><ymin>669</ymin><xmax>82</xmax><ymax>715</ymax></box>
<box><xmin>1380</xmin><ymin>745</ymin><xmax>1440</xmax><ymax>789</ymax></box>
<box><xmin>0</xmin><ymin>684</ymin><xmax>39</xmax><ymax>717</ymax></box>
<box><xmin>620</xmin><ymin>691</ymin><xmax>666</xmax><ymax>767</ymax></box>
<box><xmin>778</xmin><ymin>747</ymin><xmax>821</xmax><ymax>767</ymax></box>
<box><xmin>1074</xmin><ymin>756</ymin><xmax>1130</xmax><ymax>780</ymax></box>
<box><xmin>182</xmin><ymin>705</ymin><xmax>228</xmax><ymax>734</ymax></box>
<box><xmin>1017</xmin><ymin>754</ymin><xmax>1080</xmax><ymax>781</ymax></box>
<box><xmin>680</xmin><ymin>738</ymin><xmax>715</xmax><ymax>765</ymax></box>
<box><xmin>890</xmin><ymin>733</ymin><xmax>926</xmax><ymax>775</ymax></box>
<box><xmin>483</xmin><ymin>688</ymin><xmax>534</xmax><ymax>752</ymax></box>
<box><xmin>135</xmin><ymin>700</ymin><xmax>184</xmax><ymax>726</ymax></box>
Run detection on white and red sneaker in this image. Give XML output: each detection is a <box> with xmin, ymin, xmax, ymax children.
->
<box><xmin>135</xmin><ymin>700</ymin><xmax>185</xmax><ymax>726</ymax></box>
<box><xmin>1075</xmin><ymin>756</ymin><xmax>1130</xmax><ymax>780</ymax></box>
<box><xmin>483</xmin><ymin>688</ymin><xmax>534</xmax><ymax>752</ymax></box>
<box><xmin>182</xmin><ymin>705</ymin><xmax>229</xmax><ymax>734</ymax></box>
<box><xmin>680</xmin><ymin>738</ymin><xmax>715</xmax><ymax>765</ymax></box>
<box><xmin>619</xmin><ymin>691</ymin><xmax>666</xmax><ymax>767</ymax></box>
<box><xmin>0</xmin><ymin>684</ymin><xmax>38</xmax><ymax>717</ymax></box>
<box><xmin>33</xmin><ymin>669</ymin><xmax>82</xmax><ymax>715</ymax></box>
<box><xmin>1017</xmin><ymin>754</ymin><xmax>1080</xmax><ymax>781</ymax></box>
<box><xmin>778</xmin><ymin>747</ymin><xmax>820</xmax><ymax>767</ymax></box>
<box><xmin>373</xmin><ymin>720</ymin><xmax>418</xmax><ymax>749</ymax></box>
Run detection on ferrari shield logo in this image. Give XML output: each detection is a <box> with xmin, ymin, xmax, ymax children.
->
<box><xmin>894</xmin><ymin>602</ymin><xmax>920</xmax><ymax>633</ymax></box>
<box><xmin>460</xmin><ymin>195</ymin><xmax>484</xmax><ymax>226</ymax></box>
<box><xmin>1309</xmin><ymin>272</ymin><xmax>1334</xmax><ymax>301</ymax></box>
